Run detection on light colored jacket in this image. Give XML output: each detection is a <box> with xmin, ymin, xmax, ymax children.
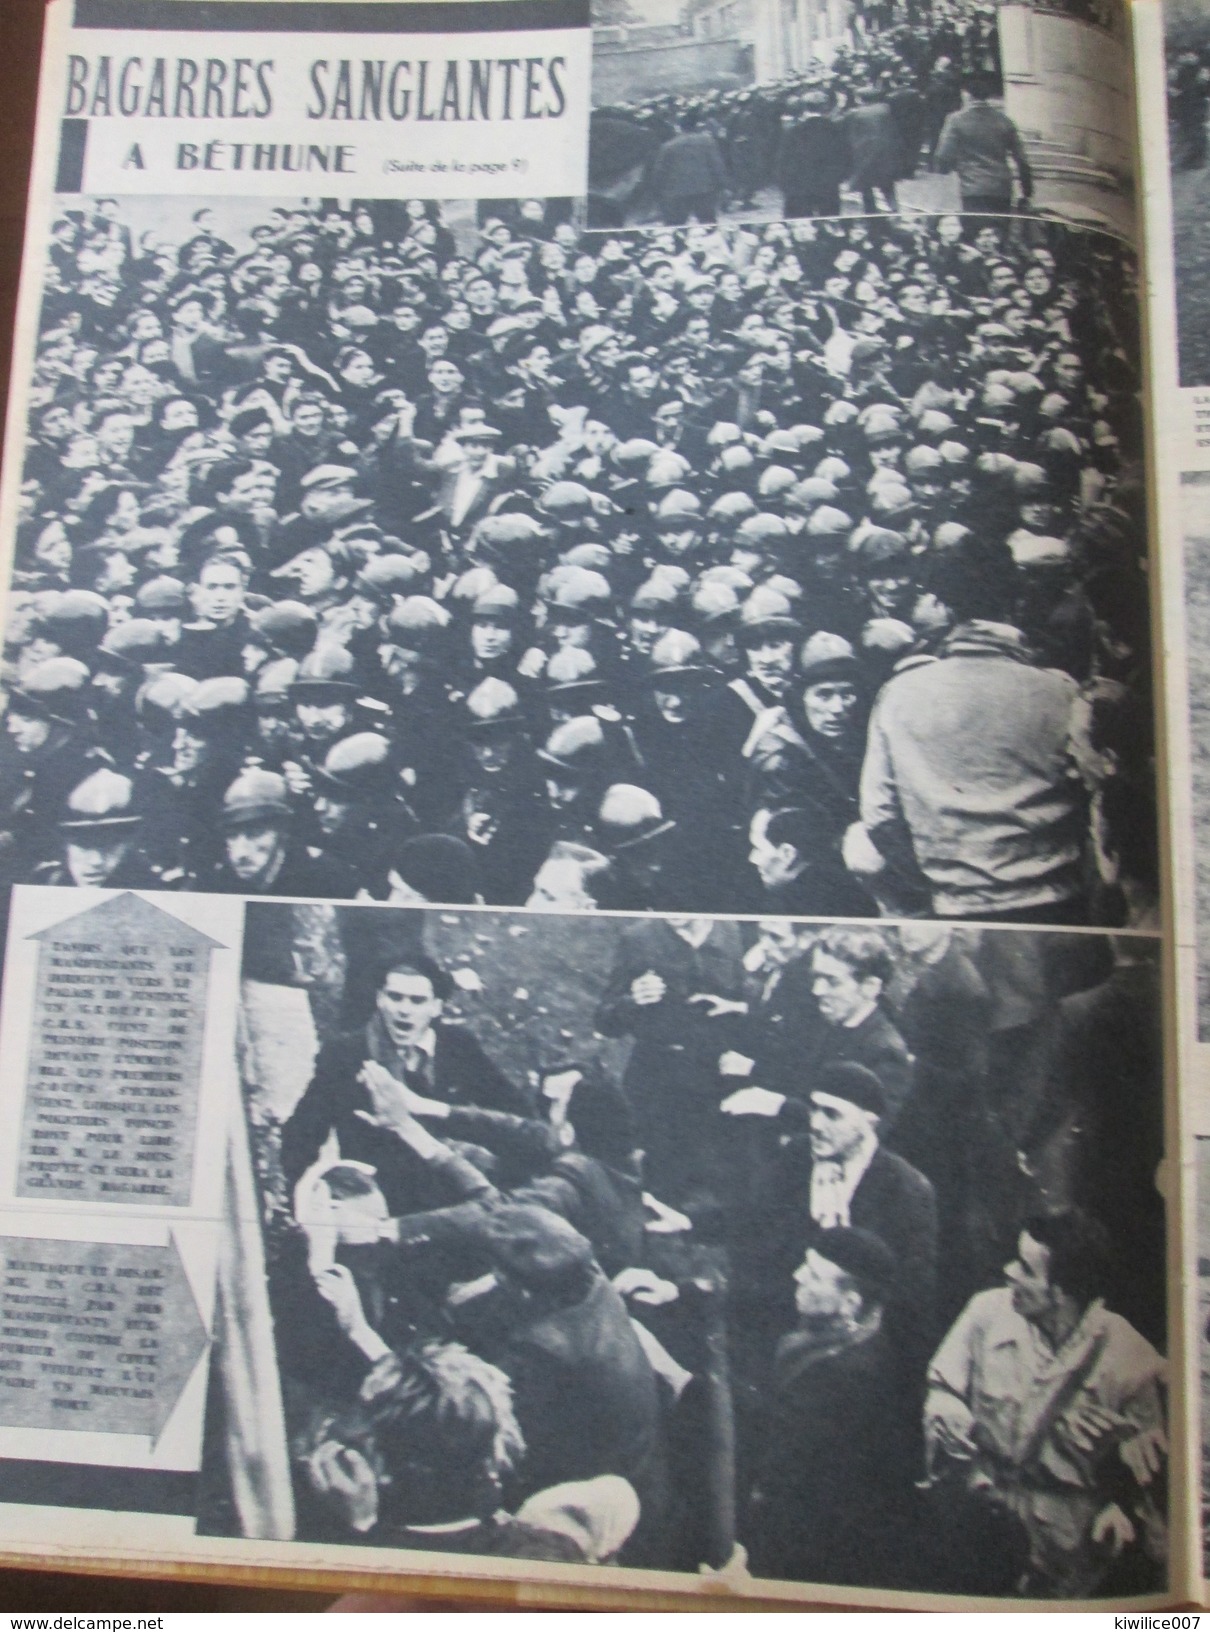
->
<box><xmin>859</xmin><ymin>621</ymin><xmax>1085</xmax><ymax>916</ymax></box>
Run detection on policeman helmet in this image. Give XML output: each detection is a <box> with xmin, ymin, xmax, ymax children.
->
<box><xmin>537</xmin><ymin>714</ymin><xmax>607</xmax><ymax>772</ymax></box>
<box><xmin>758</xmin><ymin>465</ymin><xmax>798</xmax><ymax>500</ymax></box>
<box><xmin>465</xmin><ymin>677</ymin><xmax>525</xmax><ymax>733</ymax></box>
<box><xmin>134</xmin><ymin>576</ymin><xmax>188</xmax><ymax>616</ymax></box>
<box><xmin>472</xmin><ymin>583</ymin><xmax>521</xmax><ymax>624</ymax></box>
<box><xmin>654</xmin><ymin>489</ymin><xmax>702</xmax><ymax>527</ymax></box>
<box><xmin>59</xmin><ymin>768</ymin><xmax>141</xmax><ymax>832</ymax></box>
<box><xmin>706</xmin><ymin>491</ymin><xmax>757</xmax><ymax>525</ymax></box>
<box><xmin>291</xmin><ymin>643</ymin><xmax>359</xmax><ymax>697</ymax></box>
<box><xmin>9</xmin><ymin>656</ymin><xmax>92</xmax><ymax>726</ymax></box>
<box><xmin>220</xmin><ymin>767</ymin><xmax>293</xmax><ymax>830</ymax></box>
<box><xmin>598</xmin><ymin>783</ymin><xmax>676</xmax><ymax>851</ymax></box>
<box><xmin>315</xmin><ymin>732</ymin><xmax>395</xmax><ymax>799</ymax></box>
<box><xmin>252</xmin><ymin>600</ymin><xmax>319</xmax><ymax>659</ymax></box>
<box><xmin>648</xmin><ymin>629</ymin><xmax>707</xmax><ymax>680</ymax></box>
<box><xmin>94</xmin><ymin>619</ymin><xmax>167</xmax><ymax>675</ymax></box>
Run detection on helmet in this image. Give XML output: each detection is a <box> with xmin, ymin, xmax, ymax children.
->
<box><xmin>95</xmin><ymin>619</ymin><xmax>167</xmax><ymax>674</ymax></box>
<box><xmin>356</xmin><ymin>553</ymin><xmax>429</xmax><ymax>600</ymax></box>
<box><xmin>59</xmin><ymin>768</ymin><xmax>141</xmax><ymax>832</ymax></box>
<box><xmin>465</xmin><ymin>677</ymin><xmax>525</xmax><ymax>732</ymax></box>
<box><xmin>9</xmin><ymin>656</ymin><xmax>92</xmax><ymax>725</ymax></box>
<box><xmin>537</xmin><ymin>714</ymin><xmax>608</xmax><ymax>772</ymax></box>
<box><xmin>252</xmin><ymin>601</ymin><xmax>319</xmax><ymax>659</ymax></box>
<box><xmin>220</xmin><ymin>767</ymin><xmax>293</xmax><ymax>829</ymax></box>
<box><xmin>648</xmin><ymin>629</ymin><xmax>707</xmax><ymax>678</ymax></box>
<box><xmin>292</xmin><ymin>643</ymin><xmax>359</xmax><ymax>696</ymax></box>
<box><xmin>597</xmin><ymin>783</ymin><xmax>675</xmax><ymax>850</ymax></box>
<box><xmin>180</xmin><ymin>675</ymin><xmax>253</xmax><ymax>735</ymax></box>
<box><xmin>545</xmin><ymin>646</ymin><xmax>604</xmax><ymax>695</ymax></box>
<box><xmin>471</xmin><ymin>583</ymin><xmax>521</xmax><ymax>623</ymax></box>
<box><xmin>315</xmin><ymin>731</ymin><xmax>395</xmax><ymax>799</ymax></box>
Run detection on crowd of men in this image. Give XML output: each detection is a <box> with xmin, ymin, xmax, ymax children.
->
<box><xmin>588</xmin><ymin>0</ymin><xmax>1029</xmax><ymax>226</ymax></box>
<box><xmin>1</xmin><ymin>194</ymin><xmax>1153</xmax><ymax>925</ymax></box>
<box><xmin>1168</xmin><ymin>42</ymin><xmax>1210</xmax><ymax>171</ymax></box>
<box><xmin>248</xmin><ymin>915</ymin><xmax>1166</xmax><ymax>1596</ymax></box>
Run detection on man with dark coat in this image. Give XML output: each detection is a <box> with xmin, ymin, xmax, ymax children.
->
<box><xmin>208</xmin><ymin>767</ymin><xmax>359</xmax><ymax>901</ymax></box>
<box><xmin>280</xmin><ymin>950</ymin><xmax>533</xmax><ymax>1211</ymax></box>
<box><xmin>595</xmin><ymin>914</ymin><xmax>747</xmax><ymax>1208</ymax></box>
<box><xmin>844</xmin><ymin>84</ymin><xmax>900</xmax><ymax>213</ymax></box>
<box><xmin>649</xmin><ymin>111</ymin><xmax>728</xmax><ymax>226</ymax></box>
<box><xmin>776</xmin><ymin>93</ymin><xmax>852</xmax><ymax>218</ymax></box>
<box><xmin>728</xmin><ymin>1060</ymin><xmax>938</xmax><ymax>1388</ymax></box>
<box><xmin>746</xmin><ymin>1226</ymin><xmax>915</xmax><ymax>1587</ymax></box>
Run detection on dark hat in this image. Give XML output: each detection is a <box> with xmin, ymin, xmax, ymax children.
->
<box><xmin>389</xmin><ymin>832</ymin><xmax>478</xmax><ymax>903</ymax></box>
<box><xmin>811</xmin><ymin>1225</ymin><xmax>897</xmax><ymax>1303</ymax></box>
<box><xmin>478</xmin><ymin>1202</ymin><xmax>594</xmax><ymax>1288</ymax></box>
<box><xmin>35</xmin><ymin>590</ymin><xmax>109</xmax><ymax>653</ymax></box>
<box><xmin>811</xmin><ymin>1061</ymin><xmax>886</xmax><ymax>1119</ymax></box>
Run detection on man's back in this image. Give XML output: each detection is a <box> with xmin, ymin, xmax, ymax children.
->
<box><xmin>860</xmin><ymin>624</ymin><xmax>1085</xmax><ymax>917</ymax></box>
<box><xmin>935</xmin><ymin>102</ymin><xmax>1029</xmax><ymax>198</ymax></box>
<box><xmin>650</xmin><ymin>131</ymin><xmax>726</xmax><ymax>202</ymax></box>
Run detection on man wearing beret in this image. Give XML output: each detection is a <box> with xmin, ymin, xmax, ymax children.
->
<box><xmin>745</xmin><ymin>1226</ymin><xmax>915</xmax><ymax>1587</ymax></box>
<box><xmin>728</xmin><ymin>1059</ymin><xmax>938</xmax><ymax>1387</ymax></box>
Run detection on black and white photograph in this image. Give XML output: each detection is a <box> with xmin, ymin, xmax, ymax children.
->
<box><xmin>1178</xmin><ymin>471</ymin><xmax>1210</xmax><ymax>1035</ymax></box>
<box><xmin>1</xmin><ymin>195</ymin><xmax>1154</xmax><ymax>928</ymax></box>
<box><xmin>1162</xmin><ymin>0</ymin><xmax>1210</xmax><ymax>384</ymax></box>
<box><xmin>588</xmin><ymin>0</ymin><xmax>1135</xmax><ymax>236</ymax></box>
<box><xmin>198</xmin><ymin>902</ymin><xmax>1168</xmax><ymax>1599</ymax></box>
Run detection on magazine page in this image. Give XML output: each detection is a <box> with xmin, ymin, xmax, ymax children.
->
<box><xmin>0</xmin><ymin>0</ymin><xmax>1177</xmax><ymax>1608</ymax></box>
<box><xmin>1128</xmin><ymin>0</ymin><xmax>1210</xmax><ymax>1597</ymax></box>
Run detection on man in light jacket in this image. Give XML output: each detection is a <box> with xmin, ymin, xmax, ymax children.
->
<box><xmin>851</xmin><ymin>535</ymin><xmax>1088</xmax><ymax>923</ymax></box>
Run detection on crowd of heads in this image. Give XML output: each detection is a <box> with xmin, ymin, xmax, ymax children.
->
<box><xmin>592</xmin><ymin>0</ymin><xmax>1003</xmax><ymax>206</ymax></box>
<box><xmin>2</xmin><ymin>193</ymin><xmax>1153</xmax><ymax>920</ymax></box>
